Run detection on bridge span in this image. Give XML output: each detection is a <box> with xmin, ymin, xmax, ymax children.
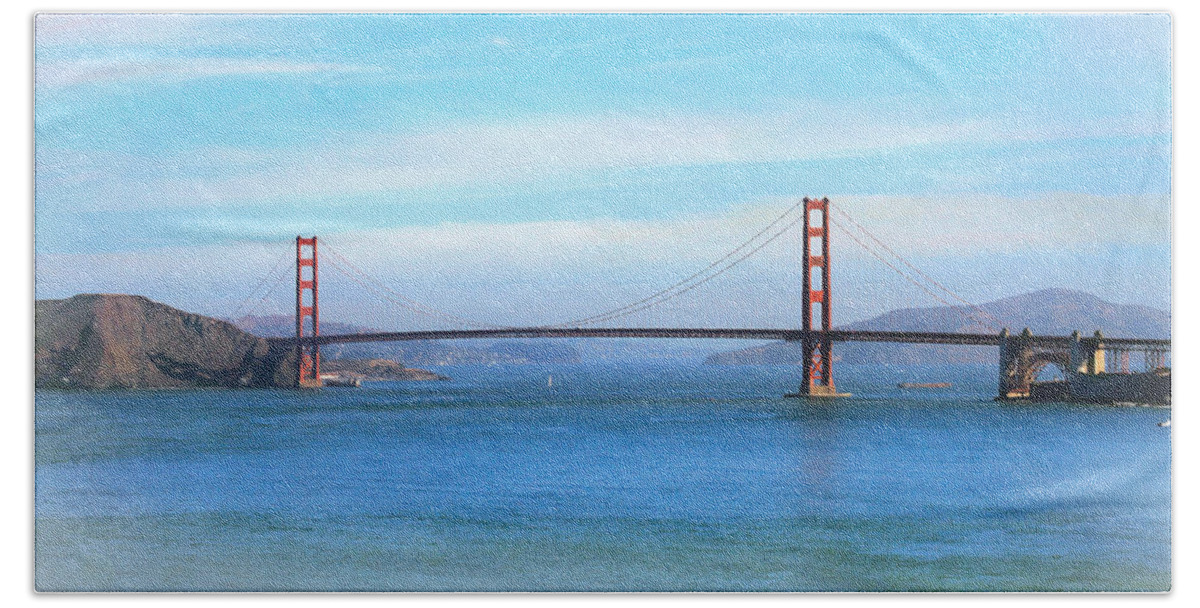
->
<box><xmin>283</xmin><ymin>197</ymin><xmax>1169</xmax><ymax>400</ymax></box>
<box><xmin>273</xmin><ymin>326</ymin><xmax>1170</xmax><ymax>402</ymax></box>
<box><xmin>271</xmin><ymin>327</ymin><xmax>1167</xmax><ymax>350</ymax></box>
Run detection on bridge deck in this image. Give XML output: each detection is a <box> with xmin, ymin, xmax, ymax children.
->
<box><xmin>269</xmin><ymin>328</ymin><xmax>1170</xmax><ymax>349</ymax></box>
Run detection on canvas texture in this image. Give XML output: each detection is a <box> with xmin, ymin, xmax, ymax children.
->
<box><xmin>33</xmin><ymin>13</ymin><xmax>1171</xmax><ymax>592</ymax></box>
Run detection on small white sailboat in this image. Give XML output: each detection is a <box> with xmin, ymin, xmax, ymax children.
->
<box><xmin>548</xmin><ymin>374</ymin><xmax>553</xmax><ymax>388</ymax></box>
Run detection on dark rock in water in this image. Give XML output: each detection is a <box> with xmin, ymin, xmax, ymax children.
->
<box><xmin>897</xmin><ymin>382</ymin><xmax>952</xmax><ymax>389</ymax></box>
<box><xmin>35</xmin><ymin>294</ymin><xmax>295</xmax><ymax>389</ymax></box>
<box><xmin>321</xmin><ymin>358</ymin><xmax>450</xmax><ymax>381</ymax></box>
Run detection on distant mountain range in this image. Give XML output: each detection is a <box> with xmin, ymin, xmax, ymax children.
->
<box><xmin>705</xmin><ymin>288</ymin><xmax>1171</xmax><ymax>365</ymax></box>
<box><xmin>231</xmin><ymin>315</ymin><xmax>581</xmax><ymax>366</ymax></box>
<box><xmin>35</xmin><ymin>289</ymin><xmax>1170</xmax><ymax>388</ymax></box>
<box><xmin>231</xmin><ymin>288</ymin><xmax>1170</xmax><ymax>367</ymax></box>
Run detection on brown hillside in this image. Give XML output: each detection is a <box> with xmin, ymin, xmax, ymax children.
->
<box><xmin>35</xmin><ymin>294</ymin><xmax>295</xmax><ymax>389</ymax></box>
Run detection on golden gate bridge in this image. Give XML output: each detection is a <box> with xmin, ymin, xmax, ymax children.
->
<box><xmin>232</xmin><ymin>198</ymin><xmax>1170</xmax><ymax>400</ymax></box>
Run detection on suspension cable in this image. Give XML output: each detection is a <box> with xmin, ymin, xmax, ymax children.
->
<box><xmin>228</xmin><ymin>249</ymin><xmax>293</xmax><ymax>321</ymax></box>
<box><xmin>235</xmin><ymin>262</ymin><xmax>293</xmax><ymax>322</ymax></box>
<box><xmin>320</xmin><ymin>244</ymin><xmax>503</xmax><ymax>329</ymax></box>
<box><xmin>829</xmin><ymin>220</ymin><xmax>999</xmax><ymax>330</ymax></box>
<box><xmin>828</xmin><ymin>202</ymin><xmax>1006</xmax><ymax>328</ymax></box>
<box><xmin>560</xmin><ymin>212</ymin><xmax>805</xmax><ymax>326</ymax></box>
<box><xmin>305</xmin><ymin>198</ymin><xmax>993</xmax><ymax>332</ymax></box>
<box><xmin>546</xmin><ymin>199</ymin><xmax>806</xmax><ymax>327</ymax></box>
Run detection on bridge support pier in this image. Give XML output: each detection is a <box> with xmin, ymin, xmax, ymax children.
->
<box><xmin>788</xmin><ymin>197</ymin><xmax>849</xmax><ymax>398</ymax></box>
<box><xmin>1145</xmin><ymin>348</ymin><xmax>1167</xmax><ymax>372</ymax></box>
<box><xmin>998</xmin><ymin>328</ymin><xmax>1034</xmax><ymax>399</ymax></box>
<box><xmin>1069</xmin><ymin>330</ymin><xmax>1106</xmax><ymax>375</ymax></box>
<box><xmin>1000</xmin><ymin>329</ymin><xmax>1110</xmax><ymax>400</ymax></box>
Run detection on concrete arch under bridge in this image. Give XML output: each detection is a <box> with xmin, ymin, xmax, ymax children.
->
<box><xmin>999</xmin><ymin>330</ymin><xmax>1077</xmax><ymax>399</ymax></box>
<box><xmin>998</xmin><ymin>329</ymin><xmax>1170</xmax><ymax>403</ymax></box>
<box><xmin>1028</xmin><ymin>354</ymin><xmax>1072</xmax><ymax>383</ymax></box>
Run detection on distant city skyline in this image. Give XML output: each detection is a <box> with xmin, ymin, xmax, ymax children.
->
<box><xmin>34</xmin><ymin>13</ymin><xmax>1171</xmax><ymax>329</ymax></box>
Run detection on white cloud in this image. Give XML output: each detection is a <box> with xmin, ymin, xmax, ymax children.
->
<box><xmin>38</xmin><ymin>95</ymin><xmax>1171</xmax><ymax>215</ymax></box>
<box><xmin>36</xmin><ymin>57</ymin><xmax>380</xmax><ymax>89</ymax></box>
<box><xmin>37</xmin><ymin>109</ymin><xmax>993</xmax><ymax>213</ymax></box>
<box><xmin>830</xmin><ymin>193</ymin><xmax>1170</xmax><ymax>252</ymax></box>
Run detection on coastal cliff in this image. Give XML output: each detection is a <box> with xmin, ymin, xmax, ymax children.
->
<box><xmin>35</xmin><ymin>294</ymin><xmax>295</xmax><ymax>389</ymax></box>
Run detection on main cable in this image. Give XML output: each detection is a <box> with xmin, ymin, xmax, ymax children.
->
<box><xmin>828</xmin><ymin>220</ymin><xmax>999</xmax><ymax>331</ymax></box>
<box><xmin>560</xmin><ymin>212</ymin><xmax>805</xmax><ymax>327</ymax></box>
<box><xmin>234</xmin><ymin>262</ymin><xmax>293</xmax><ymax>322</ymax></box>
<box><xmin>828</xmin><ymin>202</ymin><xmax>1006</xmax><ymax>328</ymax></box>
<box><xmin>547</xmin><ymin>199</ymin><xmax>807</xmax><ymax>327</ymax></box>
<box><xmin>228</xmin><ymin>249</ymin><xmax>294</xmax><ymax>322</ymax></box>
<box><xmin>319</xmin><ymin>244</ymin><xmax>503</xmax><ymax>329</ymax></box>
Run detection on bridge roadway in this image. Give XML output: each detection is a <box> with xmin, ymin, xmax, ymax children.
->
<box><xmin>271</xmin><ymin>328</ymin><xmax>1171</xmax><ymax>349</ymax></box>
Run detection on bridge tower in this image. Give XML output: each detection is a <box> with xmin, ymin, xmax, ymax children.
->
<box><xmin>295</xmin><ymin>236</ymin><xmax>322</xmax><ymax>388</ymax></box>
<box><xmin>791</xmin><ymin>197</ymin><xmax>848</xmax><ymax>398</ymax></box>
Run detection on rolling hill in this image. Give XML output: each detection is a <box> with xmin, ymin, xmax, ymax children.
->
<box><xmin>705</xmin><ymin>289</ymin><xmax>1170</xmax><ymax>365</ymax></box>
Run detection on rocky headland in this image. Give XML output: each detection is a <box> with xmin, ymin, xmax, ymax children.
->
<box><xmin>35</xmin><ymin>294</ymin><xmax>298</xmax><ymax>389</ymax></box>
<box><xmin>35</xmin><ymin>294</ymin><xmax>464</xmax><ymax>390</ymax></box>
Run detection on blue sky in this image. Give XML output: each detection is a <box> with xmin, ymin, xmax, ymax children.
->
<box><xmin>34</xmin><ymin>13</ymin><xmax>1171</xmax><ymax>329</ymax></box>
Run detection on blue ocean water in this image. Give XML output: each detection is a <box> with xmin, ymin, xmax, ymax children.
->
<box><xmin>34</xmin><ymin>363</ymin><xmax>1170</xmax><ymax>592</ymax></box>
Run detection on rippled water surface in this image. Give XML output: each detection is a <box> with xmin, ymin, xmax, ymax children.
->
<box><xmin>35</xmin><ymin>363</ymin><xmax>1171</xmax><ymax>591</ymax></box>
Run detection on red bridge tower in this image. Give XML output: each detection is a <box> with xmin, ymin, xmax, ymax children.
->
<box><xmin>295</xmin><ymin>236</ymin><xmax>322</xmax><ymax>388</ymax></box>
<box><xmin>790</xmin><ymin>197</ymin><xmax>848</xmax><ymax>398</ymax></box>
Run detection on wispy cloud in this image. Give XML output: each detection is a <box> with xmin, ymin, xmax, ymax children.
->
<box><xmin>36</xmin><ymin>109</ymin><xmax>992</xmax><ymax>212</ymax></box>
<box><xmin>830</xmin><ymin>193</ymin><xmax>1170</xmax><ymax>252</ymax></box>
<box><xmin>35</xmin><ymin>13</ymin><xmax>386</xmax><ymax>89</ymax></box>
<box><xmin>36</xmin><ymin>57</ymin><xmax>381</xmax><ymax>89</ymax></box>
<box><xmin>36</xmin><ymin>101</ymin><xmax>1168</xmax><ymax>217</ymax></box>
